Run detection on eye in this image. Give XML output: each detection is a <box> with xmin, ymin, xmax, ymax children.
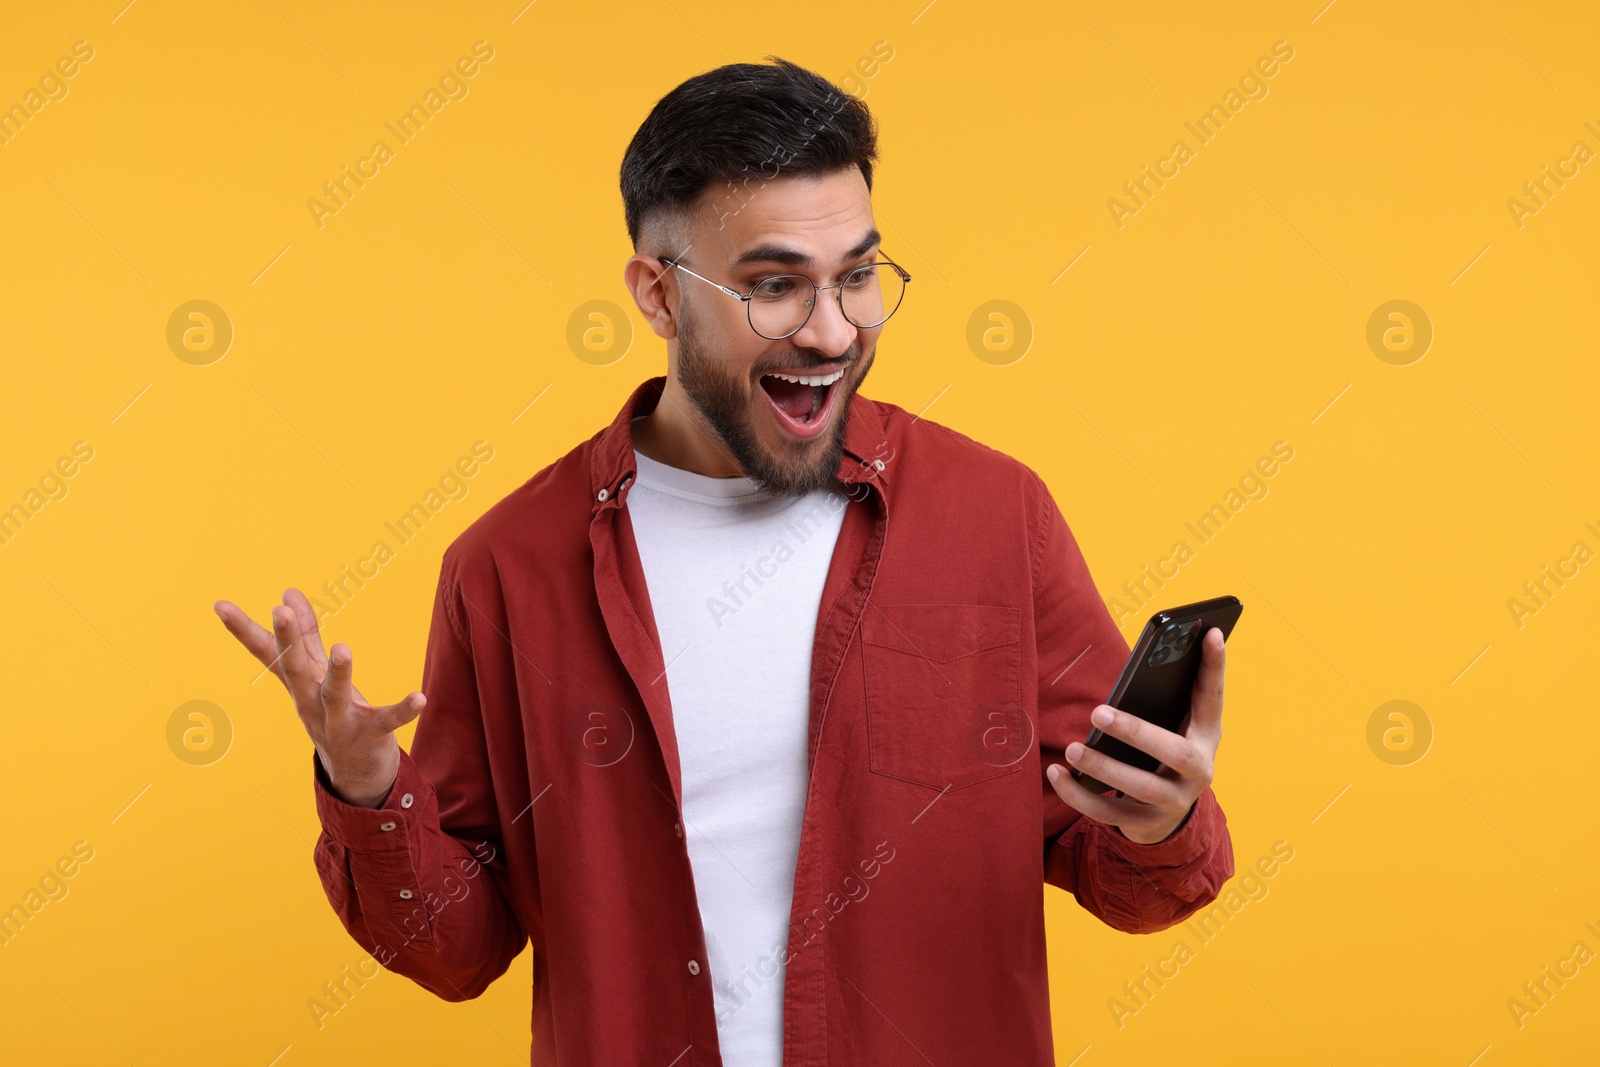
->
<box><xmin>752</xmin><ymin>276</ymin><xmax>799</xmax><ymax>299</ymax></box>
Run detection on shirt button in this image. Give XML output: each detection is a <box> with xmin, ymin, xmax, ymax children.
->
<box><xmin>874</xmin><ymin>459</ymin><xmax>885</xmax><ymax>470</ymax></box>
<box><xmin>398</xmin><ymin>889</ymin><xmax>413</xmax><ymax>900</ymax></box>
<box><xmin>687</xmin><ymin>959</ymin><xmax>700</xmax><ymax>975</ymax></box>
<box><xmin>597</xmin><ymin>487</ymin><xmax>609</xmax><ymax>501</ymax></box>
<box><xmin>400</xmin><ymin>793</ymin><xmax>414</xmax><ymax>809</ymax></box>
<box><xmin>379</xmin><ymin>821</ymin><xmax>397</xmax><ymax>831</ymax></box>
<box><xmin>673</xmin><ymin>822</ymin><xmax>683</xmax><ymax>838</ymax></box>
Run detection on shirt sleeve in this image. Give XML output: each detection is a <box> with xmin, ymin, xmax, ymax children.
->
<box><xmin>1027</xmin><ymin>471</ymin><xmax>1235</xmax><ymax>934</ymax></box>
<box><xmin>310</xmin><ymin>548</ymin><xmax>529</xmax><ymax>999</ymax></box>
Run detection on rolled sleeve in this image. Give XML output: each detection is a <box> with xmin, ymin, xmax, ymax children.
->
<box><xmin>311</xmin><ymin>747</ymin><xmax>443</xmax><ymax>952</ymax></box>
<box><xmin>1049</xmin><ymin>786</ymin><xmax>1233</xmax><ymax>934</ymax></box>
<box><xmin>305</xmin><ymin>548</ymin><xmax>528</xmax><ymax>999</ymax></box>
<box><xmin>1029</xmin><ymin>469</ymin><xmax>1235</xmax><ymax>934</ymax></box>
<box><xmin>312</xmin><ymin>748</ymin><xmax>432</xmax><ymax>854</ymax></box>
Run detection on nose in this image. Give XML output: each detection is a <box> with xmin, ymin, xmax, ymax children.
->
<box><xmin>788</xmin><ymin>283</ymin><xmax>858</xmax><ymax>358</ymax></box>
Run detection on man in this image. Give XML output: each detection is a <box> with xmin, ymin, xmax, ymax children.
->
<box><xmin>215</xmin><ymin>56</ymin><xmax>1233</xmax><ymax>1066</ymax></box>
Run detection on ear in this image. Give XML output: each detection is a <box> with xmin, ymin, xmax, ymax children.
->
<box><xmin>624</xmin><ymin>254</ymin><xmax>679</xmax><ymax>341</ymax></box>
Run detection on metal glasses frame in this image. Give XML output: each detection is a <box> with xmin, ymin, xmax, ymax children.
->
<box><xmin>656</xmin><ymin>254</ymin><xmax>912</xmax><ymax>340</ymax></box>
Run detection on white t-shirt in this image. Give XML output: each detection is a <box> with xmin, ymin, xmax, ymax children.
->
<box><xmin>624</xmin><ymin>437</ymin><xmax>849</xmax><ymax>1066</ymax></box>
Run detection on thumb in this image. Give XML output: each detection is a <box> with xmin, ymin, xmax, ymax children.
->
<box><xmin>378</xmin><ymin>691</ymin><xmax>427</xmax><ymax>735</ymax></box>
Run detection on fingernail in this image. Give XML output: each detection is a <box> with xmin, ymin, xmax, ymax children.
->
<box><xmin>213</xmin><ymin>603</ymin><xmax>224</xmax><ymax>619</ymax></box>
<box><xmin>1047</xmin><ymin>766</ymin><xmax>1060</xmax><ymax>784</ymax></box>
<box><xmin>1091</xmin><ymin>706</ymin><xmax>1113</xmax><ymax>726</ymax></box>
<box><xmin>1066</xmin><ymin>742</ymin><xmax>1083</xmax><ymax>761</ymax></box>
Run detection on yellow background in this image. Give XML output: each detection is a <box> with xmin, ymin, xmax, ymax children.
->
<box><xmin>2</xmin><ymin>0</ymin><xmax>1595</xmax><ymax>1063</ymax></box>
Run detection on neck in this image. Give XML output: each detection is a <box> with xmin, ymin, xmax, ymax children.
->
<box><xmin>631</xmin><ymin>376</ymin><xmax>745</xmax><ymax>478</ymax></box>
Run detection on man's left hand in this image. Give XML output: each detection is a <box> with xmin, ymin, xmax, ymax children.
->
<box><xmin>1046</xmin><ymin>625</ymin><xmax>1225</xmax><ymax>844</ymax></box>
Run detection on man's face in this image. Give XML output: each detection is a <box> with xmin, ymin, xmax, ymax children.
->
<box><xmin>669</xmin><ymin>167</ymin><xmax>885</xmax><ymax>497</ymax></box>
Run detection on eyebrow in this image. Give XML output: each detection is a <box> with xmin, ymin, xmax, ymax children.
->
<box><xmin>732</xmin><ymin>228</ymin><xmax>881</xmax><ymax>271</ymax></box>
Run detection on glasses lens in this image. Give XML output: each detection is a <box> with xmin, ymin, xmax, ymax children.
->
<box><xmin>748</xmin><ymin>275</ymin><xmax>816</xmax><ymax>339</ymax></box>
<box><xmin>840</xmin><ymin>264</ymin><xmax>905</xmax><ymax>329</ymax></box>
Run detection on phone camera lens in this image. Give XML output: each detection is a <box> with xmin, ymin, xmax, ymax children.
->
<box><xmin>1174</xmin><ymin>632</ymin><xmax>1194</xmax><ymax>655</ymax></box>
<box><xmin>1148</xmin><ymin>646</ymin><xmax>1170</xmax><ymax>666</ymax></box>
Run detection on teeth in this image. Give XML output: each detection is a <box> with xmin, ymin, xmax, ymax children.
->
<box><xmin>765</xmin><ymin>369</ymin><xmax>843</xmax><ymax>387</ymax></box>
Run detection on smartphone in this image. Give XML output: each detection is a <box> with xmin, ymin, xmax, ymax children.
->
<box><xmin>1069</xmin><ymin>595</ymin><xmax>1243</xmax><ymax>794</ymax></box>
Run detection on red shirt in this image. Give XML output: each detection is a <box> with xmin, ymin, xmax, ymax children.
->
<box><xmin>310</xmin><ymin>374</ymin><xmax>1234</xmax><ymax>1065</ymax></box>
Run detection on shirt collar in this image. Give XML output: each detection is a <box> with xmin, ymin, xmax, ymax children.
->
<box><xmin>589</xmin><ymin>375</ymin><xmax>890</xmax><ymax>513</ymax></box>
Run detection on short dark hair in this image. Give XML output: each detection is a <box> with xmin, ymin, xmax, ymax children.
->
<box><xmin>619</xmin><ymin>56</ymin><xmax>879</xmax><ymax>250</ymax></box>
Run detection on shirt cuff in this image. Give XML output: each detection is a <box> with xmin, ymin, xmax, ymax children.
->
<box><xmin>1104</xmin><ymin>788</ymin><xmax>1220</xmax><ymax>868</ymax></box>
<box><xmin>312</xmin><ymin>748</ymin><xmax>432</xmax><ymax>855</ymax></box>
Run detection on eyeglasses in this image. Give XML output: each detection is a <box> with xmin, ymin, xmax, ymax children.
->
<box><xmin>657</xmin><ymin>254</ymin><xmax>911</xmax><ymax>340</ymax></box>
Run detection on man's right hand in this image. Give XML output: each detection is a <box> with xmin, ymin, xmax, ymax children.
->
<box><xmin>212</xmin><ymin>588</ymin><xmax>426</xmax><ymax>808</ymax></box>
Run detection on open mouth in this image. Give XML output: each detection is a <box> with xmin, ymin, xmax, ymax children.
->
<box><xmin>757</xmin><ymin>368</ymin><xmax>845</xmax><ymax>439</ymax></box>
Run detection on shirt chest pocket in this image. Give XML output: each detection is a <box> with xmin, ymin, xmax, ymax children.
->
<box><xmin>860</xmin><ymin>603</ymin><xmax>1030</xmax><ymax>792</ymax></box>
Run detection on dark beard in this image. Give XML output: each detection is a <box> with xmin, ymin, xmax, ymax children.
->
<box><xmin>674</xmin><ymin>299</ymin><xmax>869</xmax><ymax>498</ymax></box>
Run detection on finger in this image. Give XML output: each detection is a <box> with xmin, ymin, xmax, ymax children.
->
<box><xmin>214</xmin><ymin>600</ymin><xmax>288</xmax><ymax>682</ymax></box>
<box><xmin>283</xmin><ymin>587</ymin><xmax>328</xmax><ymax>670</ymax></box>
<box><xmin>1047</xmin><ymin>763</ymin><xmax>1146</xmax><ymax>823</ymax></box>
<box><xmin>271</xmin><ymin>605</ymin><xmax>318</xmax><ymax>699</ymax></box>
<box><xmin>1086</xmin><ymin>704</ymin><xmax>1203</xmax><ymax>779</ymax></box>
<box><xmin>374</xmin><ymin>691</ymin><xmax>427</xmax><ymax>736</ymax></box>
<box><xmin>1049</xmin><ymin>765</ymin><xmax>1195</xmax><ymax>843</ymax></box>
<box><xmin>1188</xmin><ymin>626</ymin><xmax>1226</xmax><ymax>740</ymax></box>
<box><xmin>1063</xmin><ymin>741</ymin><xmax>1183</xmax><ymax>806</ymax></box>
<box><xmin>321</xmin><ymin>643</ymin><xmax>353</xmax><ymax>717</ymax></box>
